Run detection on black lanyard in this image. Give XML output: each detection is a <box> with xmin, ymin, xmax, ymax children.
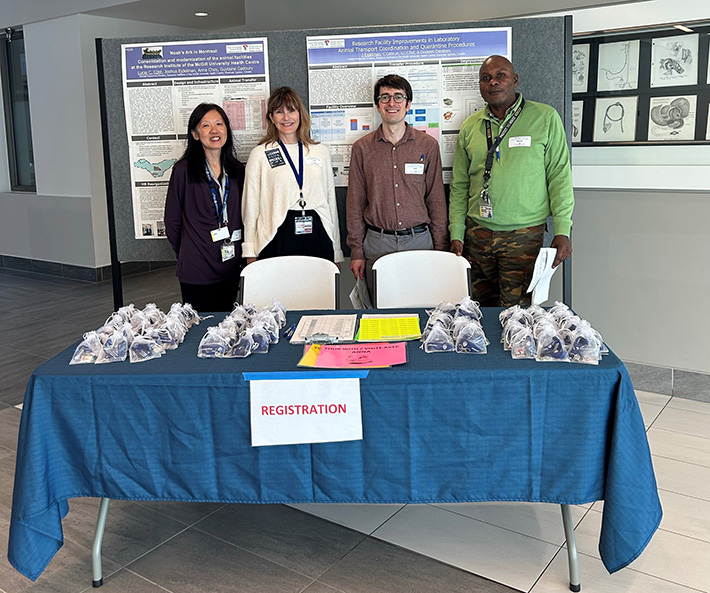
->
<box><xmin>278</xmin><ymin>140</ymin><xmax>305</xmax><ymax>210</ymax></box>
<box><xmin>205</xmin><ymin>164</ymin><xmax>230</xmax><ymax>227</ymax></box>
<box><xmin>482</xmin><ymin>98</ymin><xmax>525</xmax><ymax>193</ymax></box>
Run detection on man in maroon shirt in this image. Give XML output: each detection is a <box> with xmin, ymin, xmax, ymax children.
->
<box><xmin>346</xmin><ymin>74</ymin><xmax>448</xmax><ymax>294</ymax></box>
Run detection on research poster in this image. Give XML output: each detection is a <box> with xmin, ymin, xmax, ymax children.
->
<box><xmin>122</xmin><ymin>39</ymin><xmax>270</xmax><ymax>239</ymax></box>
<box><xmin>306</xmin><ymin>28</ymin><xmax>511</xmax><ymax>186</ymax></box>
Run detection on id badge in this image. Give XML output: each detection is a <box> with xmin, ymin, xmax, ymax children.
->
<box><xmin>221</xmin><ymin>242</ymin><xmax>235</xmax><ymax>262</ymax></box>
<box><xmin>230</xmin><ymin>229</ymin><xmax>242</xmax><ymax>242</ymax></box>
<box><xmin>211</xmin><ymin>226</ymin><xmax>230</xmax><ymax>242</ymax></box>
<box><xmin>295</xmin><ymin>216</ymin><xmax>313</xmax><ymax>235</ymax></box>
<box><xmin>479</xmin><ymin>204</ymin><xmax>493</xmax><ymax>219</ymax></box>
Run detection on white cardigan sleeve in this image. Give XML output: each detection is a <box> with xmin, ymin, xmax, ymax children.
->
<box><xmin>241</xmin><ymin>146</ymin><xmax>264</xmax><ymax>258</ymax></box>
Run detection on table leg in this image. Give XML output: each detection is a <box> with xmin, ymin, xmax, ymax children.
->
<box><xmin>560</xmin><ymin>504</ymin><xmax>581</xmax><ymax>592</ymax></box>
<box><xmin>92</xmin><ymin>498</ymin><xmax>111</xmax><ymax>587</ymax></box>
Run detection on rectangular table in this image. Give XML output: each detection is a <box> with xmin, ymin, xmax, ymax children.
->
<box><xmin>8</xmin><ymin>308</ymin><xmax>662</xmax><ymax>585</ymax></box>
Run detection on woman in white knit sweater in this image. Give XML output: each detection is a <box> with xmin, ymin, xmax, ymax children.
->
<box><xmin>241</xmin><ymin>87</ymin><xmax>343</xmax><ymax>264</ymax></box>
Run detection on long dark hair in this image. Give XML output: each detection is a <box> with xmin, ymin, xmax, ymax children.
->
<box><xmin>182</xmin><ymin>103</ymin><xmax>243</xmax><ymax>182</ymax></box>
<box><xmin>260</xmin><ymin>87</ymin><xmax>317</xmax><ymax>147</ymax></box>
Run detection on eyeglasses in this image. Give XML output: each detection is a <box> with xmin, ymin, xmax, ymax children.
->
<box><xmin>377</xmin><ymin>93</ymin><xmax>407</xmax><ymax>104</ymax></box>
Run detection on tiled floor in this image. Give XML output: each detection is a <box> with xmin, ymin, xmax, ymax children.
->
<box><xmin>1</xmin><ymin>267</ymin><xmax>709</xmax><ymax>593</ymax></box>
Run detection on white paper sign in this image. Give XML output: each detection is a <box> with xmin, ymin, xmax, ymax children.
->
<box><xmin>250</xmin><ymin>378</ymin><xmax>363</xmax><ymax>446</ymax></box>
<box><xmin>527</xmin><ymin>247</ymin><xmax>558</xmax><ymax>306</ymax></box>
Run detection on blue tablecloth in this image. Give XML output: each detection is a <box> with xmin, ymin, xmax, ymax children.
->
<box><xmin>8</xmin><ymin>309</ymin><xmax>662</xmax><ymax>580</ymax></box>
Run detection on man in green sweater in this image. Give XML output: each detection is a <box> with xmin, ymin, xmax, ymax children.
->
<box><xmin>449</xmin><ymin>55</ymin><xmax>574</xmax><ymax>307</ymax></box>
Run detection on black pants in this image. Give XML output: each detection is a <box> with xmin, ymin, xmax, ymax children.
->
<box><xmin>180</xmin><ymin>274</ymin><xmax>241</xmax><ymax>313</ymax></box>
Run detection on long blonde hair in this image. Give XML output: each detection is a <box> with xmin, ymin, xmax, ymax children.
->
<box><xmin>260</xmin><ymin>87</ymin><xmax>317</xmax><ymax>147</ymax></box>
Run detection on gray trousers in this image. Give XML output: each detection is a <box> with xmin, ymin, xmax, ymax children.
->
<box><xmin>363</xmin><ymin>227</ymin><xmax>434</xmax><ymax>295</ymax></box>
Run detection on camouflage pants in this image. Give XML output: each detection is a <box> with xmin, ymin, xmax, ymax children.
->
<box><xmin>463</xmin><ymin>218</ymin><xmax>545</xmax><ymax>307</ymax></box>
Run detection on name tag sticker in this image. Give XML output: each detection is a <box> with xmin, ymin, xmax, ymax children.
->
<box><xmin>405</xmin><ymin>163</ymin><xmax>424</xmax><ymax>175</ymax></box>
<box><xmin>305</xmin><ymin>156</ymin><xmax>322</xmax><ymax>167</ymax></box>
<box><xmin>265</xmin><ymin>148</ymin><xmax>285</xmax><ymax>168</ymax></box>
<box><xmin>508</xmin><ymin>136</ymin><xmax>532</xmax><ymax>148</ymax></box>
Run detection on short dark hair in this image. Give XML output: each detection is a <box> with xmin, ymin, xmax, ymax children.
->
<box><xmin>373</xmin><ymin>74</ymin><xmax>412</xmax><ymax>105</ymax></box>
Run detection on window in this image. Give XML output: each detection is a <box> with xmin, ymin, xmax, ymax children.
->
<box><xmin>1</xmin><ymin>27</ymin><xmax>35</xmax><ymax>191</ymax></box>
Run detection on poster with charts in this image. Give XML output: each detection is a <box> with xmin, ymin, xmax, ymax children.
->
<box><xmin>593</xmin><ymin>96</ymin><xmax>638</xmax><ymax>142</ymax></box>
<box><xmin>650</xmin><ymin>33</ymin><xmax>698</xmax><ymax>88</ymax></box>
<box><xmin>121</xmin><ymin>39</ymin><xmax>270</xmax><ymax>239</ymax></box>
<box><xmin>597</xmin><ymin>39</ymin><xmax>640</xmax><ymax>91</ymax></box>
<box><xmin>306</xmin><ymin>28</ymin><xmax>511</xmax><ymax>186</ymax></box>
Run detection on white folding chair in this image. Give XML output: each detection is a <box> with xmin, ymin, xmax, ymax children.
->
<box><xmin>372</xmin><ymin>250</ymin><xmax>471</xmax><ymax>308</ymax></box>
<box><xmin>240</xmin><ymin>255</ymin><xmax>340</xmax><ymax>310</ymax></box>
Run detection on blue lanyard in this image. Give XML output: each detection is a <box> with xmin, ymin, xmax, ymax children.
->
<box><xmin>204</xmin><ymin>164</ymin><xmax>229</xmax><ymax>226</ymax></box>
<box><xmin>277</xmin><ymin>140</ymin><xmax>305</xmax><ymax>208</ymax></box>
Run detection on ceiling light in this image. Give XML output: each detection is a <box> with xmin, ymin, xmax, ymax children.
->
<box><xmin>673</xmin><ymin>24</ymin><xmax>693</xmax><ymax>33</ymax></box>
<box><xmin>195</xmin><ymin>12</ymin><xmax>209</xmax><ymax>17</ymax></box>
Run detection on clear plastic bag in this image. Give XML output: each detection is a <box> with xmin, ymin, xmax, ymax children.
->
<box><xmin>70</xmin><ymin>331</ymin><xmax>103</xmax><ymax>364</ymax></box>
<box><xmin>454</xmin><ymin>297</ymin><xmax>482</xmax><ymax>321</ymax></box>
<box><xmin>248</xmin><ymin>325</ymin><xmax>271</xmax><ymax>354</ymax></box>
<box><xmin>455</xmin><ymin>321</ymin><xmax>488</xmax><ymax>354</ymax></box>
<box><xmin>95</xmin><ymin>323</ymin><xmax>132</xmax><ymax>364</ymax></box>
<box><xmin>499</xmin><ymin>305</ymin><xmax>522</xmax><ymax>327</ymax></box>
<box><xmin>173</xmin><ymin>302</ymin><xmax>201</xmax><ymax>328</ymax></box>
<box><xmin>163</xmin><ymin>313</ymin><xmax>188</xmax><ymax>346</ymax></box>
<box><xmin>567</xmin><ymin>325</ymin><xmax>601</xmax><ymax>365</ymax></box>
<box><xmin>535</xmin><ymin>325</ymin><xmax>569</xmax><ymax>362</ymax></box>
<box><xmin>197</xmin><ymin>327</ymin><xmax>231</xmax><ymax>358</ymax></box>
<box><xmin>252</xmin><ymin>311</ymin><xmax>279</xmax><ymax>343</ymax></box>
<box><xmin>141</xmin><ymin>303</ymin><xmax>165</xmax><ymax>328</ymax></box>
<box><xmin>510</xmin><ymin>327</ymin><xmax>536</xmax><ymax>359</ymax></box>
<box><xmin>129</xmin><ymin>335</ymin><xmax>164</xmax><ymax>363</ymax></box>
<box><xmin>130</xmin><ymin>311</ymin><xmax>149</xmax><ymax>335</ymax></box>
<box><xmin>226</xmin><ymin>332</ymin><xmax>254</xmax><ymax>358</ymax></box>
<box><xmin>503</xmin><ymin>321</ymin><xmax>530</xmax><ymax>351</ymax></box>
<box><xmin>421</xmin><ymin>315</ymin><xmax>451</xmax><ymax>341</ymax></box>
<box><xmin>582</xmin><ymin>320</ymin><xmax>609</xmax><ymax>355</ymax></box>
<box><xmin>421</xmin><ymin>324</ymin><xmax>454</xmax><ymax>353</ymax></box>
<box><xmin>451</xmin><ymin>316</ymin><xmax>472</xmax><ymax>340</ymax></box>
<box><xmin>115</xmin><ymin>304</ymin><xmax>136</xmax><ymax>323</ymax></box>
<box><xmin>265</xmin><ymin>299</ymin><xmax>287</xmax><ymax>328</ymax></box>
<box><xmin>429</xmin><ymin>301</ymin><xmax>457</xmax><ymax>317</ymax></box>
<box><xmin>96</xmin><ymin>324</ymin><xmax>116</xmax><ymax>344</ymax></box>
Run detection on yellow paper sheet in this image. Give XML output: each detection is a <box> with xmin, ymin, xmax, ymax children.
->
<box><xmin>357</xmin><ymin>316</ymin><xmax>421</xmax><ymax>342</ymax></box>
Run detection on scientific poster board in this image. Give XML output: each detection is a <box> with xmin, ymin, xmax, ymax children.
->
<box><xmin>97</xmin><ymin>16</ymin><xmax>570</xmax><ymax>263</ymax></box>
<box><xmin>305</xmin><ymin>28</ymin><xmax>511</xmax><ymax>185</ymax></box>
<box><xmin>121</xmin><ymin>39</ymin><xmax>270</xmax><ymax>239</ymax></box>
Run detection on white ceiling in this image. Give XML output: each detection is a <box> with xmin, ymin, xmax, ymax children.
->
<box><xmin>87</xmin><ymin>0</ymin><xmax>246</xmax><ymax>30</ymax></box>
<box><xmin>83</xmin><ymin>0</ymin><xmax>652</xmax><ymax>31</ymax></box>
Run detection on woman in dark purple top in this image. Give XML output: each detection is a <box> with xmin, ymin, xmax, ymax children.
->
<box><xmin>164</xmin><ymin>103</ymin><xmax>245</xmax><ymax>312</ymax></box>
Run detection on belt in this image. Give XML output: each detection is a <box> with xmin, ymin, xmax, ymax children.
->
<box><xmin>366</xmin><ymin>223</ymin><xmax>428</xmax><ymax>236</ymax></box>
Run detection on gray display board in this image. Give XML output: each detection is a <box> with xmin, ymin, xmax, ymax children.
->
<box><xmin>98</xmin><ymin>17</ymin><xmax>571</xmax><ymax>263</ymax></box>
